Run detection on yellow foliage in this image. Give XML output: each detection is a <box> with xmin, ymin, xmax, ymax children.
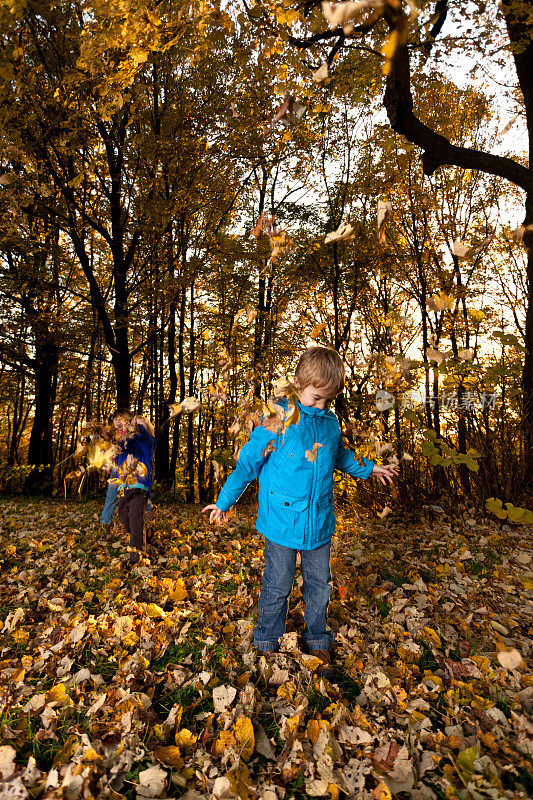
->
<box><xmin>234</xmin><ymin>716</ymin><xmax>255</xmax><ymax>762</ymax></box>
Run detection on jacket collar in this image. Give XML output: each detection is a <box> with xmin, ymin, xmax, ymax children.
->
<box><xmin>296</xmin><ymin>401</ymin><xmax>328</xmax><ymax>417</ymax></box>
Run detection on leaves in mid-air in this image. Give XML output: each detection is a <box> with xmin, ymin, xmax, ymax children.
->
<box><xmin>324</xmin><ymin>222</ymin><xmax>355</xmax><ymax>244</ymax></box>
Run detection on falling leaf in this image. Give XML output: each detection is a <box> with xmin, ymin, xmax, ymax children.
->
<box><xmin>499</xmin><ymin>112</ymin><xmax>519</xmax><ymax>138</ymax></box>
<box><xmin>324</xmin><ymin>222</ymin><xmax>355</xmax><ymax>244</ymax></box>
<box><xmin>305</xmin><ymin>443</ymin><xmax>324</xmax><ymax>462</ymax></box>
<box><xmin>265</xmin><ymin>93</ymin><xmax>307</xmax><ymax>134</ymax></box>
<box><xmin>261</xmin><ymin>440</ymin><xmax>277</xmax><ymax>459</ymax></box>
<box><xmin>425</xmin><ymin>347</ymin><xmax>445</xmax><ymax>364</ymax></box>
<box><xmin>453</xmin><ymin>239</ymin><xmax>472</xmax><ymax>258</ymax></box>
<box><xmin>230</xmin><ymin>102</ymin><xmax>241</xmax><ymax>119</ymax></box>
<box><xmin>379</xmin><ymin>506</ymin><xmax>392</xmax><ymax>519</ymax></box>
<box><xmin>180</xmin><ymin>396</ymin><xmax>201</xmax><ymax>414</ymax></box>
<box><xmin>377</xmin><ymin>200</ymin><xmax>392</xmax><ymax>243</ymax></box>
<box><xmin>321</xmin><ymin>0</ymin><xmax>385</xmax><ymax>30</ymax></box>
<box><xmin>168</xmin><ymin>403</ymin><xmax>181</xmax><ymax>418</ymax></box>
<box><xmin>313</xmin><ymin>62</ymin><xmax>329</xmax><ymax>83</ymax></box>
<box><xmin>457</xmin><ymin>348</ymin><xmax>474</xmax><ymax>361</ymax></box>
<box><xmin>427</xmin><ymin>291</ymin><xmax>453</xmax><ymax>312</ymax></box>
<box><xmin>375</xmin><ymin>440</ymin><xmax>393</xmax><ymax>458</ymax></box>
<box><xmin>310</xmin><ymin>322</ymin><xmax>327</xmax><ymax>339</ymax></box>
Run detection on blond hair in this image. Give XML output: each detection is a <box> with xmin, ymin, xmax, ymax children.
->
<box><xmin>295</xmin><ymin>347</ymin><xmax>345</xmax><ymax>395</ymax></box>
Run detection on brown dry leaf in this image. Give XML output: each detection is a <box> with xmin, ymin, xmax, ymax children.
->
<box><xmin>305</xmin><ymin>443</ymin><xmax>324</xmax><ymax>462</ymax></box>
<box><xmin>168</xmin><ymin>402</ymin><xmax>182</xmax><ymax>418</ymax></box>
<box><xmin>153</xmin><ymin>746</ymin><xmax>184</xmax><ymax>769</ymax></box>
<box><xmin>261</xmin><ymin>440</ymin><xmax>277</xmax><ymax>459</ymax></box>
<box><xmin>0</xmin><ymin>745</ymin><xmax>16</xmax><ymax>780</ymax></box>
<box><xmin>497</xmin><ymin>648</ymin><xmax>523</xmax><ymax>670</ymax></box>
<box><xmin>321</xmin><ymin>0</ymin><xmax>385</xmax><ymax>30</ymax></box>
<box><xmin>453</xmin><ymin>239</ymin><xmax>472</xmax><ymax>258</ymax></box>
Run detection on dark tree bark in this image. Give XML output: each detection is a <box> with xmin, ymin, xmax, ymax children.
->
<box><xmin>25</xmin><ymin>337</ymin><xmax>59</xmax><ymax>493</ymax></box>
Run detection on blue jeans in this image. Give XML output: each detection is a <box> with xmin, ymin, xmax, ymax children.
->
<box><xmin>100</xmin><ymin>482</ymin><xmax>119</xmax><ymax>524</ymax></box>
<box><xmin>254</xmin><ymin>538</ymin><xmax>333</xmax><ymax>652</ymax></box>
<box><xmin>100</xmin><ymin>482</ymin><xmax>152</xmax><ymax>525</ymax></box>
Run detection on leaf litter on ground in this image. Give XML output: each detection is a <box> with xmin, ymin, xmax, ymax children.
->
<box><xmin>0</xmin><ymin>498</ymin><xmax>531</xmax><ymax>799</ymax></box>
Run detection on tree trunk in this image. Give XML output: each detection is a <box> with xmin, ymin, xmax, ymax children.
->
<box><xmin>25</xmin><ymin>338</ymin><xmax>58</xmax><ymax>493</ymax></box>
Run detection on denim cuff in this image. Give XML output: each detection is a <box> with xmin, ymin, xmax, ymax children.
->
<box><xmin>253</xmin><ymin>640</ymin><xmax>279</xmax><ymax>652</ymax></box>
<box><xmin>306</xmin><ymin>640</ymin><xmax>333</xmax><ymax>651</ymax></box>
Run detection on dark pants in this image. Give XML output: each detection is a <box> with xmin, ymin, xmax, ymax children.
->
<box><xmin>118</xmin><ymin>489</ymin><xmax>148</xmax><ymax>562</ymax></box>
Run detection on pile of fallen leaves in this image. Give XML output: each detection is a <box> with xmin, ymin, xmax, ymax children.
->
<box><xmin>0</xmin><ymin>498</ymin><xmax>531</xmax><ymax>800</ymax></box>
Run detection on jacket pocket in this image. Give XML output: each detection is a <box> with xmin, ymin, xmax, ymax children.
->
<box><xmin>266</xmin><ymin>489</ymin><xmax>308</xmax><ymax>545</ymax></box>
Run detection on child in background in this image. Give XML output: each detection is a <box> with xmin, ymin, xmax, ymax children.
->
<box><xmin>100</xmin><ymin>411</ymin><xmax>155</xmax><ymax>528</ymax></box>
<box><xmin>202</xmin><ymin>347</ymin><xmax>397</xmax><ymax>675</ymax></box>
<box><xmin>112</xmin><ymin>410</ymin><xmax>156</xmax><ymax>565</ymax></box>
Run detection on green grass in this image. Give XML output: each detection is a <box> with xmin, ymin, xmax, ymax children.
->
<box><xmin>305</xmin><ymin>684</ymin><xmax>332</xmax><ymax>713</ymax></box>
<box><xmin>334</xmin><ymin>672</ymin><xmax>362</xmax><ymax>703</ymax></box>
<box><xmin>418</xmin><ymin>640</ymin><xmax>439</xmax><ymax>672</ymax></box>
<box><xmin>373</xmin><ymin>597</ymin><xmax>392</xmax><ymax>619</ymax></box>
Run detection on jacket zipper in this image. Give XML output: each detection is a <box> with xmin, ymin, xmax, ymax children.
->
<box><xmin>309</xmin><ymin>414</ymin><xmax>319</xmax><ymax>547</ymax></box>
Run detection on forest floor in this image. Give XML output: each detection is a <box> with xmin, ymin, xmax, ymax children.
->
<box><xmin>0</xmin><ymin>497</ymin><xmax>532</xmax><ymax>800</ymax></box>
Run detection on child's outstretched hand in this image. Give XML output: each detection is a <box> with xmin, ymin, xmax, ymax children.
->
<box><xmin>201</xmin><ymin>504</ymin><xmax>229</xmax><ymax>525</ymax></box>
<box><xmin>371</xmin><ymin>463</ymin><xmax>399</xmax><ymax>485</ymax></box>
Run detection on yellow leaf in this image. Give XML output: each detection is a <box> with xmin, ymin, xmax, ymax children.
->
<box><xmin>372</xmin><ymin>780</ymin><xmax>393</xmax><ymax>800</ymax></box>
<box><xmin>175</xmin><ymin>729</ymin><xmax>197</xmax><ymax>747</ymax></box>
<box><xmin>423</xmin><ymin>627</ymin><xmax>442</xmax><ymax>649</ymax></box>
<box><xmin>13</xmin><ymin>629</ymin><xmax>29</xmax><ymax>646</ymax></box>
<box><xmin>310</xmin><ymin>322</ymin><xmax>327</xmax><ymax>339</ymax></box>
<box><xmin>154</xmin><ymin>746</ymin><xmax>184</xmax><ymax>769</ymax></box>
<box><xmin>168</xmin><ymin>579</ymin><xmax>188</xmax><ymax>602</ymax></box>
<box><xmin>83</xmin><ymin>747</ymin><xmax>101</xmax><ymax>762</ymax></box>
<box><xmin>328</xmin><ymin>785</ymin><xmax>340</xmax><ymax>800</ymax></box>
<box><xmin>277</xmin><ymin>681</ymin><xmax>297</xmax><ymax>700</ymax></box>
<box><xmin>212</xmin><ymin>729</ymin><xmax>236</xmax><ymax>758</ymax></box>
<box><xmin>145</xmin><ymin>603</ymin><xmax>166</xmax><ymax>619</ymax></box>
<box><xmin>306</xmin><ymin>719</ymin><xmax>322</xmax><ymax>744</ymax></box>
<box><xmin>234</xmin><ymin>716</ymin><xmax>255</xmax><ymax>762</ymax></box>
<box><xmin>123</xmin><ymin>631</ymin><xmax>138</xmax><ymax>647</ymax></box>
<box><xmin>46</xmin><ymin>683</ymin><xmax>72</xmax><ymax>707</ymax></box>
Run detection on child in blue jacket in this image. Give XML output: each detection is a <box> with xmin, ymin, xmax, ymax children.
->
<box><xmin>203</xmin><ymin>347</ymin><xmax>397</xmax><ymax>673</ymax></box>
<box><xmin>112</xmin><ymin>411</ymin><xmax>156</xmax><ymax>565</ymax></box>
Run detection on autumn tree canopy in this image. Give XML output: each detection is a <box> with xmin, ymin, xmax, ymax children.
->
<box><xmin>0</xmin><ymin>0</ymin><xmax>530</xmax><ymax>510</ymax></box>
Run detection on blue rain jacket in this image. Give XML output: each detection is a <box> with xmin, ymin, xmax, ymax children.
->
<box><xmin>215</xmin><ymin>401</ymin><xmax>374</xmax><ymax>550</ymax></box>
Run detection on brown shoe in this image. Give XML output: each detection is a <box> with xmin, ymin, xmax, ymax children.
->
<box><xmin>309</xmin><ymin>649</ymin><xmax>334</xmax><ymax>679</ymax></box>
